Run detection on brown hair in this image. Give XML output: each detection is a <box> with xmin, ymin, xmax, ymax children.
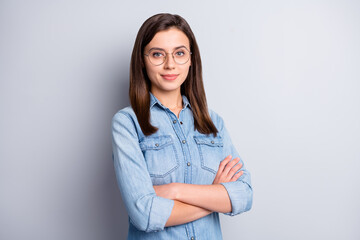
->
<box><xmin>129</xmin><ymin>13</ymin><xmax>218</xmax><ymax>136</ymax></box>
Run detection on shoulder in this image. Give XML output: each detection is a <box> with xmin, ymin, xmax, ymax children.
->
<box><xmin>111</xmin><ymin>106</ymin><xmax>139</xmax><ymax>130</ymax></box>
<box><xmin>113</xmin><ymin>106</ymin><xmax>135</xmax><ymax>119</ymax></box>
<box><xmin>208</xmin><ymin>108</ymin><xmax>225</xmax><ymax>130</ymax></box>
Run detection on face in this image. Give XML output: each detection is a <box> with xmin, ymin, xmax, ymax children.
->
<box><xmin>143</xmin><ymin>28</ymin><xmax>191</xmax><ymax>96</ymax></box>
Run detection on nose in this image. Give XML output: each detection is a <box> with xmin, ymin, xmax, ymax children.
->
<box><xmin>163</xmin><ymin>53</ymin><xmax>176</xmax><ymax>69</ymax></box>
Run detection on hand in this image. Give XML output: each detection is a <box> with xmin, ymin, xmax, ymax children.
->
<box><xmin>153</xmin><ymin>183</ymin><xmax>178</xmax><ymax>200</ymax></box>
<box><xmin>212</xmin><ymin>155</ymin><xmax>243</xmax><ymax>184</ymax></box>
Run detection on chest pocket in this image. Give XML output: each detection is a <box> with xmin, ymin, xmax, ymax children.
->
<box><xmin>139</xmin><ymin>135</ymin><xmax>179</xmax><ymax>178</ymax></box>
<box><xmin>193</xmin><ymin>135</ymin><xmax>224</xmax><ymax>174</ymax></box>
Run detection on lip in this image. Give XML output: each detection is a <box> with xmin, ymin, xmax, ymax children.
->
<box><xmin>161</xmin><ymin>74</ymin><xmax>179</xmax><ymax>81</ymax></box>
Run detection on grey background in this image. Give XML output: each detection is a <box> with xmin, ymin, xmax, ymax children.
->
<box><xmin>1</xmin><ymin>0</ymin><xmax>359</xmax><ymax>239</ymax></box>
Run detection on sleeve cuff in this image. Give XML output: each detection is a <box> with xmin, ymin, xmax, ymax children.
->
<box><xmin>147</xmin><ymin>196</ymin><xmax>174</xmax><ymax>232</ymax></box>
<box><xmin>220</xmin><ymin>181</ymin><xmax>253</xmax><ymax>216</ymax></box>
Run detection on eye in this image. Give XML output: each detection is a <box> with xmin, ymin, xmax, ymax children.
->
<box><xmin>175</xmin><ymin>50</ymin><xmax>185</xmax><ymax>57</ymax></box>
<box><xmin>151</xmin><ymin>51</ymin><xmax>164</xmax><ymax>58</ymax></box>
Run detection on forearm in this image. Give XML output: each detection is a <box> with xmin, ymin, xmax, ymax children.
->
<box><xmin>153</xmin><ymin>155</ymin><xmax>245</xmax><ymax>216</ymax></box>
<box><xmin>174</xmin><ymin>183</ymin><xmax>232</xmax><ymax>213</ymax></box>
<box><xmin>165</xmin><ymin>200</ymin><xmax>212</xmax><ymax>227</ymax></box>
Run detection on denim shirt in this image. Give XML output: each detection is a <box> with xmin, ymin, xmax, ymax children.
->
<box><xmin>111</xmin><ymin>93</ymin><xmax>253</xmax><ymax>240</ymax></box>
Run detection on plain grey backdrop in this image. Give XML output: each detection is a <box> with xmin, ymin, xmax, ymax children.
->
<box><xmin>1</xmin><ymin>0</ymin><xmax>359</xmax><ymax>239</ymax></box>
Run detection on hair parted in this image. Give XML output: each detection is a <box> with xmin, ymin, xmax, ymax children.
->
<box><xmin>129</xmin><ymin>13</ymin><xmax>218</xmax><ymax>136</ymax></box>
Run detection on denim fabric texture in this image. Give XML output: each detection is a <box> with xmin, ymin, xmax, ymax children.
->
<box><xmin>111</xmin><ymin>93</ymin><xmax>253</xmax><ymax>240</ymax></box>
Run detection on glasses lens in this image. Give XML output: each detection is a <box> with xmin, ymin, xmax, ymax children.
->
<box><xmin>148</xmin><ymin>49</ymin><xmax>166</xmax><ymax>65</ymax></box>
<box><xmin>173</xmin><ymin>48</ymin><xmax>190</xmax><ymax>64</ymax></box>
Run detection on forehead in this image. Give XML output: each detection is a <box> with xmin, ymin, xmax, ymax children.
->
<box><xmin>145</xmin><ymin>28</ymin><xmax>190</xmax><ymax>51</ymax></box>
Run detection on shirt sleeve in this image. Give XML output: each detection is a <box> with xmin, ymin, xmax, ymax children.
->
<box><xmin>215</xmin><ymin>114</ymin><xmax>253</xmax><ymax>216</ymax></box>
<box><xmin>111</xmin><ymin>111</ymin><xmax>174</xmax><ymax>232</ymax></box>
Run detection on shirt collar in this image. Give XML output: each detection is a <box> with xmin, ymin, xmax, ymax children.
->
<box><xmin>150</xmin><ymin>92</ymin><xmax>191</xmax><ymax>110</ymax></box>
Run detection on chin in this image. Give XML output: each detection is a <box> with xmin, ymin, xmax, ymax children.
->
<box><xmin>162</xmin><ymin>86</ymin><xmax>182</xmax><ymax>92</ymax></box>
<box><xmin>159</xmin><ymin>82</ymin><xmax>182</xmax><ymax>91</ymax></box>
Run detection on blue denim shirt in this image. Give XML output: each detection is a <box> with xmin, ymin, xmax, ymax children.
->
<box><xmin>111</xmin><ymin>93</ymin><xmax>253</xmax><ymax>240</ymax></box>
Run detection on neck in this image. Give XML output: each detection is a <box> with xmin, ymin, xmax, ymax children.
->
<box><xmin>151</xmin><ymin>89</ymin><xmax>183</xmax><ymax>109</ymax></box>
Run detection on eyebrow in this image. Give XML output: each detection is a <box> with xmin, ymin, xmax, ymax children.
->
<box><xmin>148</xmin><ymin>45</ymin><xmax>189</xmax><ymax>52</ymax></box>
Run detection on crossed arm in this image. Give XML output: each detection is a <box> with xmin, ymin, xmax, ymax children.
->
<box><xmin>113</xmin><ymin>112</ymin><xmax>252</xmax><ymax>232</ymax></box>
<box><xmin>153</xmin><ymin>155</ymin><xmax>244</xmax><ymax>227</ymax></box>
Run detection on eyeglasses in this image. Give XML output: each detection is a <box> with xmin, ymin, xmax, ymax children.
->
<box><xmin>144</xmin><ymin>47</ymin><xmax>192</xmax><ymax>66</ymax></box>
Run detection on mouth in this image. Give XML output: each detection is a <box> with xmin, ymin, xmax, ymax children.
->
<box><xmin>161</xmin><ymin>74</ymin><xmax>179</xmax><ymax>81</ymax></box>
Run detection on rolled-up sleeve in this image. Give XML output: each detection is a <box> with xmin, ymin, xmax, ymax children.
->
<box><xmin>214</xmin><ymin>114</ymin><xmax>253</xmax><ymax>216</ymax></box>
<box><xmin>112</xmin><ymin>111</ymin><xmax>174</xmax><ymax>232</ymax></box>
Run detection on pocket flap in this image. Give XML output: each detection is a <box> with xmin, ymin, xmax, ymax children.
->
<box><xmin>139</xmin><ymin>135</ymin><xmax>173</xmax><ymax>150</ymax></box>
<box><xmin>193</xmin><ymin>135</ymin><xmax>223</xmax><ymax>147</ymax></box>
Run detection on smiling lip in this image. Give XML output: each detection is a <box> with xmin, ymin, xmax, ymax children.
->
<box><xmin>161</xmin><ymin>74</ymin><xmax>179</xmax><ymax>81</ymax></box>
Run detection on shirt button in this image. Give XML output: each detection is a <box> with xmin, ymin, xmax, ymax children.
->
<box><xmin>191</xmin><ymin>237</ymin><xmax>195</xmax><ymax>240</ymax></box>
<box><xmin>155</xmin><ymin>143</ymin><xmax>159</xmax><ymax>147</ymax></box>
<box><xmin>180</xmin><ymin>121</ymin><xmax>183</xmax><ymax>125</ymax></box>
<box><xmin>187</xmin><ymin>162</ymin><xmax>191</xmax><ymax>166</ymax></box>
<box><xmin>182</xmin><ymin>140</ymin><xmax>186</xmax><ymax>144</ymax></box>
<box><xmin>211</xmin><ymin>140</ymin><xmax>214</xmax><ymax>144</ymax></box>
<box><xmin>173</xmin><ymin>120</ymin><xmax>177</xmax><ymax>124</ymax></box>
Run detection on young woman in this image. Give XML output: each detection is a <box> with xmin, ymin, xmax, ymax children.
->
<box><xmin>112</xmin><ymin>13</ymin><xmax>253</xmax><ymax>239</ymax></box>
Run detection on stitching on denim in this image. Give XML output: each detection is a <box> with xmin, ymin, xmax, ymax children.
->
<box><xmin>140</xmin><ymin>135</ymin><xmax>179</xmax><ymax>178</ymax></box>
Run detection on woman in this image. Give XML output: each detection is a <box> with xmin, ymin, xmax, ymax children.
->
<box><xmin>112</xmin><ymin>13</ymin><xmax>252</xmax><ymax>239</ymax></box>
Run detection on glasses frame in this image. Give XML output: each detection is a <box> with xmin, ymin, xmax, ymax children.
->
<box><xmin>144</xmin><ymin>47</ymin><xmax>192</xmax><ymax>66</ymax></box>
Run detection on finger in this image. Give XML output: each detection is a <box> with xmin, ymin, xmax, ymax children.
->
<box><xmin>223</xmin><ymin>157</ymin><xmax>240</xmax><ymax>176</ymax></box>
<box><xmin>230</xmin><ymin>170</ymin><xmax>244</xmax><ymax>182</ymax></box>
<box><xmin>225</xmin><ymin>162</ymin><xmax>242</xmax><ymax>182</ymax></box>
<box><xmin>227</xmin><ymin>162</ymin><xmax>243</xmax><ymax>179</ymax></box>
<box><xmin>216</xmin><ymin>155</ymin><xmax>232</xmax><ymax>176</ymax></box>
<box><xmin>213</xmin><ymin>155</ymin><xmax>232</xmax><ymax>184</ymax></box>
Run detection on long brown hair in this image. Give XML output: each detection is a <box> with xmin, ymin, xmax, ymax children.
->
<box><xmin>129</xmin><ymin>13</ymin><xmax>218</xmax><ymax>136</ymax></box>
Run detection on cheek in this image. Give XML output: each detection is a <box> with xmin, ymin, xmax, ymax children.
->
<box><xmin>144</xmin><ymin>64</ymin><xmax>158</xmax><ymax>81</ymax></box>
<box><xmin>181</xmin><ymin>64</ymin><xmax>191</xmax><ymax>77</ymax></box>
